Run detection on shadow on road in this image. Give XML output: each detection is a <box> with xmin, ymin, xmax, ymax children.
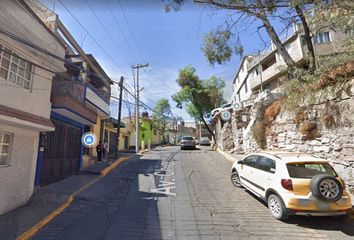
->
<box><xmin>243</xmin><ymin>189</ymin><xmax>354</xmax><ymax>237</ymax></box>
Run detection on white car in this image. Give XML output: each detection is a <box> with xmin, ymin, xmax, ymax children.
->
<box><xmin>210</xmin><ymin>108</ymin><xmax>222</xmax><ymax>118</ymax></box>
<box><xmin>230</xmin><ymin>152</ymin><xmax>352</xmax><ymax>220</ymax></box>
<box><xmin>199</xmin><ymin>137</ymin><xmax>211</xmax><ymax>146</ymax></box>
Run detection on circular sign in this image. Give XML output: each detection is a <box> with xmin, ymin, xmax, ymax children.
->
<box><xmin>233</xmin><ymin>103</ymin><xmax>241</xmax><ymax>110</ymax></box>
<box><xmin>81</xmin><ymin>132</ymin><xmax>97</xmax><ymax>148</ymax></box>
<box><xmin>221</xmin><ymin>111</ymin><xmax>231</xmax><ymax>121</ymax></box>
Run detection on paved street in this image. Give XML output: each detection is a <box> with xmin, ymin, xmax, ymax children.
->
<box><xmin>31</xmin><ymin>146</ymin><xmax>354</xmax><ymax>240</ymax></box>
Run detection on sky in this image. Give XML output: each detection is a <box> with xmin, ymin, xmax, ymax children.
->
<box><xmin>41</xmin><ymin>0</ymin><xmax>278</xmax><ymax>123</ymax></box>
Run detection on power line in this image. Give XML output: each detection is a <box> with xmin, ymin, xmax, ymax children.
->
<box><xmin>104</xmin><ymin>0</ymin><xmax>141</xmax><ymax>63</ymax></box>
<box><xmin>117</xmin><ymin>0</ymin><xmax>147</xmax><ymax>63</ymax></box>
<box><xmin>57</xmin><ymin>0</ymin><xmax>128</xmax><ymax>76</ymax></box>
<box><xmin>83</xmin><ymin>0</ymin><xmax>133</xmax><ymax>65</ymax></box>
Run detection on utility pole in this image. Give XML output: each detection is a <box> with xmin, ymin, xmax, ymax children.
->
<box><xmin>258</xmin><ymin>50</ymin><xmax>264</xmax><ymax>93</ymax></box>
<box><xmin>199</xmin><ymin>120</ymin><xmax>202</xmax><ymax>140</ymax></box>
<box><xmin>115</xmin><ymin>76</ymin><xmax>124</xmax><ymax>159</ymax></box>
<box><xmin>132</xmin><ymin>63</ymin><xmax>149</xmax><ymax>153</ymax></box>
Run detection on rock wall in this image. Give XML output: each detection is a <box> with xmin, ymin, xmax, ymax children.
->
<box><xmin>244</xmin><ymin>80</ymin><xmax>354</xmax><ymax>192</ymax></box>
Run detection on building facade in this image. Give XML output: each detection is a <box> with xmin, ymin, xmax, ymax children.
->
<box><xmin>0</xmin><ymin>0</ymin><xmax>66</xmax><ymax>214</ymax></box>
<box><xmin>29</xmin><ymin>1</ymin><xmax>112</xmax><ymax>185</ymax></box>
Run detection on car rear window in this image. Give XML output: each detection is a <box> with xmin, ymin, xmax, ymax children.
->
<box><xmin>182</xmin><ymin>137</ymin><xmax>194</xmax><ymax>140</ymax></box>
<box><xmin>286</xmin><ymin>163</ymin><xmax>337</xmax><ymax>179</ymax></box>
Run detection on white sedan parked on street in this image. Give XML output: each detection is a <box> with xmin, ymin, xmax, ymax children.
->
<box><xmin>230</xmin><ymin>152</ymin><xmax>352</xmax><ymax>220</ymax></box>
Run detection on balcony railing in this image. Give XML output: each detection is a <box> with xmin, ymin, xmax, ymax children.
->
<box><xmin>52</xmin><ymin>75</ymin><xmax>110</xmax><ymax>116</ymax></box>
<box><xmin>85</xmin><ymin>86</ymin><xmax>110</xmax><ymax>115</ymax></box>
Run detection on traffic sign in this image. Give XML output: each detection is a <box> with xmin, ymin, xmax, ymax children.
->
<box><xmin>220</xmin><ymin>111</ymin><xmax>231</xmax><ymax>121</ymax></box>
<box><xmin>81</xmin><ymin>132</ymin><xmax>97</xmax><ymax>148</ymax></box>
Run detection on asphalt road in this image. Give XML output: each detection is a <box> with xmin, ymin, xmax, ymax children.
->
<box><xmin>31</xmin><ymin>146</ymin><xmax>354</xmax><ymax>240</ymax></box>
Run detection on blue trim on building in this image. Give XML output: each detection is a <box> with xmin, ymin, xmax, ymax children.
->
<box><xmin>34</xmin><ymin>135</ymin><xmax>44</xmax><ymax>187</ymax></box>
<box><xmin>50</xmin><ymin>111</ymin><xmax>85</xmax><ymax>172</ymax></box>
<box><xmin>51</xmin><ymin>107</ymin><xmax>96</xmax><ymax>125</ymax></box>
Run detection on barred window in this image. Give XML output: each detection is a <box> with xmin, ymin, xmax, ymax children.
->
<box><xmin>0</xmin><ymin>44</ymin><xmax>33</xmax><ymax>90</ymax></box>
<box><xmin>313</xmin><ymin>32</ymin><xmax>331</xmax><ymax>44</ymax></box>
<box><xmin>0</xmin><ymin>132</ymin><xmax>13</xmax><ymax>166</ymax></box>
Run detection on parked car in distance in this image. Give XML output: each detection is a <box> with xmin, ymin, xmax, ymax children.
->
<box><xmin>210</xmin><ymin>107</ymin><xmax>222</xmax><ymax>118</ymax></box>
<box><xmin>199</xmin><ymin>137</ymin><xmax>211</xmax><ymax>146</ymax></box>
<box><xmin>180</xmin><ymin>136</ymin><xmax>196</xmax><ymax>150</ymax></box>
<box><xmin>230</xmin><ymin>151</ymin><xmax>352</xmax><ymax>220</ymax></box>
<box><xmin>222</xmin><ymin>103</ymin><xmax>233</xmax><ymax>110</ymax></box>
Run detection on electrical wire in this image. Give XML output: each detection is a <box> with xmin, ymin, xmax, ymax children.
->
<box><xmin>117</xmin><ymin>0</ymin><xmax>147</xmax><ymax>63</ymax></box>
<box><xmin>57</xmin><ymin>0</ymin><xmax>128</xmax><ymax>77</ymax></box>
<box><xmin>83</xmin><ymin>0</ymin><xmax>133</xmax><ymax>66</ymax></box>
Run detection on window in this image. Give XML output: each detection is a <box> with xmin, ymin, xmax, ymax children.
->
<box><xmin>182</xmin><ymin>136</ymin><xmax>194</xmax><ymax>141</ymax></box>
<box><xmin>153</xmin><ymin>129</ymin><xmax>156</xmax><ymax>135</ymax></box>
<box><xmin>243</xmin><ymin>155</ymin><xmax>258</xmax><ymax>168</ymax></box>
<box><xmin>258</xmin><ymin>156</ymin><xmax>276</xmax><ymax>173</ymax></box>
<box><xmin>0</xmin><ymin>44</ymin><xmax>32</xmax><ymax>90</ymax></box>
<box><xmin>0</xmin><ymin>132</ymin><xmax>13</xmax><ymax>166</ymax></box>
<box><xmin>300</xmin><ymin>35</ymin><xmax>307</xmax><ymax>47</ymax></box>
<box><xmin>244</xmin><ymin>81</ymin><xmax>248</xmax><ymax>94</ymax></box>
<box><xmin>313</xmin><ymin>32</ymin><xmax>331</xmax><ymax>44</ymax></box>
<box><xmin>345</xmin><ymin>28</ymin><xmax>354</xmax><ymax>36</ymax></box>
<box><xmin>286</xmin><ymin>163</ymin><xmax>337</xmax><ymax>179</ymax></box>
<box><xmin>285</xmin><ymin>43</ymin><xmax>291</xmax><ymax>53</ymax></box>
<box><xmin>261</xmin><ymin>54</ymin><xmax>276</xmax><ymax>71</ymax></box>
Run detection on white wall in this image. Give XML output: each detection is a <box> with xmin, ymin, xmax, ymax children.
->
<box><xmin>0</xmin><ymin>124</ymin><xmax>38</xmax><ymax>214</ymax></box>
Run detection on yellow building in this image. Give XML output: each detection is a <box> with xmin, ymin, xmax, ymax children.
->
<box><xmin>103</xmin><ymin>118</ymin><xmax>131</xmax><ymax>155</ymax></box>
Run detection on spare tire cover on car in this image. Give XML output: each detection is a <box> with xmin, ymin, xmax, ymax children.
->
<box><xmin>310</xmin><ymin>174</ymin><xmax>343</xmax><ymax>202</ymax></box>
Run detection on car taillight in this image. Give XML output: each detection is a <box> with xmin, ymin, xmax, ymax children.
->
<box><xmin>281</xmin><ymin>179</ymin><xmax>293</xmax><ymax>191</ymax></box>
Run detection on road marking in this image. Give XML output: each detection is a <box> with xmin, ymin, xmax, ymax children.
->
<box><xmin>150</xmin><ymin>152</ymin><xmax>177</xmax><ymax>196</ymax></box>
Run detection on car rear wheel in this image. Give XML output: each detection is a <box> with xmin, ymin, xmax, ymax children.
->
<box><xmin>231</xmin><ymin>171</ymin><xmax>242</xmax><ymax>188</ymax></box>
<box><xmin>267</xmin><ymin>194</ymin><xmax>288</xmax><ymax>220</ymax></box>
<box><xmin>310</xmin><ymin>174</ymin><xmax>343</xmax><ymax>202</ymax></box>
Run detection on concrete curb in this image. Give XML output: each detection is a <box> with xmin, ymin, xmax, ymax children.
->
<box><xmin>216</xmin><ymin>148</ymin><xmax>237</xmax><ymax>163</ymax></box>
<box><xmin>17</xmin><ymin>155</ymin><xmax>135</xmax><ymax>240</ymax></box>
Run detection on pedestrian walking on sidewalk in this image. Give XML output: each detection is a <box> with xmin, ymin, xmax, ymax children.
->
<box><xmin>96</xmin><ymin>141</ymin><xmax>102</xmax><ymax>163</ymax></box>
<box><xmin>103</xmin><ymin>140</ymin><xmax>108</xmax><ymax>161</ymax></box>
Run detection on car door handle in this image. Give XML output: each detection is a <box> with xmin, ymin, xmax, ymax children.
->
<box><xmin>267</xmin><ymin>176</ymin><xmax>272</xmax><ymax>180</ymax></box>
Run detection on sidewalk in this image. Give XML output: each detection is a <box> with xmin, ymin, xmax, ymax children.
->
<box><xmin>216</xmin><ymin>148</ymin><xmax>244</xmax><ymax>163</ymax></box>
<box><xmin>0</xmin><ymin>153</ymin><xmax>135</xmax><ymax>240</ymax></box>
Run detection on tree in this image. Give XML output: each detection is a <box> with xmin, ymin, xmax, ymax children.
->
<box><xmin>172</xmin><ymin>65</ymin><xmax>225</xmax><ymax>143</ymax></box>
<box><xmin>164</xmin><ymin>0</ymin><xmax>335</xmax><ymax>72</ymax></box>
<box><xmin>152</xmin><ymin>98</ymin><xmax>171</xmax><ymax>140</ymax></box>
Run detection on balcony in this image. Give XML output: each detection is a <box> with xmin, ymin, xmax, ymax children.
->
<box><xmin>85</xmin><ymin>85</ymin><xmax>110</xmax><ymax>118</ymax></box>
<box><xmin>51</xmin><ymin>75</ymin><xmax>97</xmax><ymax>125</ymax></box>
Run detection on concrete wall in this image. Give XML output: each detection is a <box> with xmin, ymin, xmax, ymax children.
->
<box><xmin>0</xmin><ymin>124</ymin><xmax>38</xmax><ymax>214</ymax></box>
<box><xmin>0</xmin><ymin>1</ymin><xmax>65</xmax><ymax>119</ymax></box>
<box><xmin>0</xmin><ymin>0</ymin><xmax>65</xmax><ymax>215</ymax></box>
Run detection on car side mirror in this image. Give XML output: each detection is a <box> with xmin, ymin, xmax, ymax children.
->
<box><xmin>237</xmin><ymin>160</ymin><xmax>243</xmax><ymax>164</ymax></box>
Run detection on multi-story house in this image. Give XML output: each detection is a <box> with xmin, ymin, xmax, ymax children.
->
<box><xmin>231</xmin><ymin>55</ymin><xmax>255</xmax><ymax>107</ymax></box>
<box><xmin>103</xmin><ymin>118</ymin><xmax>131</xmax><ymax>156</ymax></box>
<box><xmin>234</xmin><ymin>23</ymin><xmax>353</xmax><ymax>103</ymax></box>
<box><xmin>123</xmin><ymin>113</ymin><xmax>162</xmax><ymax>150</ymax></box>
<box><xmin>28</xmin><ymin>1</ymin><xmax>112</xmax><ymax>185</ymax></box>
<box><xmin>0</xmin><ymin>0</ymin><xmax>66</xmax><ymax>214</ymax></box>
